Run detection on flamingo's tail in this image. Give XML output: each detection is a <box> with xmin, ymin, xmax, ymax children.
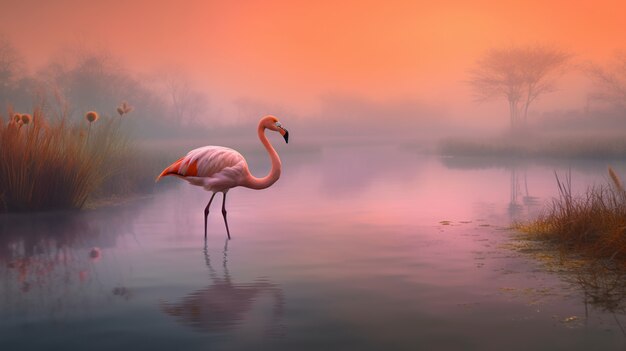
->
<box><xmin>156</xmin><ymin>157</ymin><xmax>184</xmax><ymax>183</ymax></box>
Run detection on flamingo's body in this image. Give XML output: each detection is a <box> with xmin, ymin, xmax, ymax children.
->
<box><xmin>158</xmin><ymin>146</ymin><xmax>248</xmax><ymax>193</ymax></box>
<box><xmin>156</xmin><ymin>115</ymin><xmax>289</xmax><ymax>239</ymax></box>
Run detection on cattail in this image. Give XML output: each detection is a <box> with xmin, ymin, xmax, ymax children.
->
<box><xmin>117</xmin><ymin>101</ymin><xmax>133</xmax><ymax>116</ymax></box>
<box><xmin>608</xmin><ymin>166</ymin><xmax>624</xmax><ymax>192</ymax></box>
<box><xmin>20</xmin><ymin>113</ymin><xmax>31</xmax><ymax>125</ymax></box>
<box><xmin>85</xmin><ymin>111</ymin><xmax>99</xmax><ymax>123</ymax></box>
<box><xmin>85</xmin><ymin>111</ymin><xmax>99</xmax><ymax>144</ymax></box>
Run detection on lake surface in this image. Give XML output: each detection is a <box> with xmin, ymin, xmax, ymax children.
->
<box><xmin>2</xmin><ymin>144</ymin><xmax>626</xmax><ymax>350</ymax></box>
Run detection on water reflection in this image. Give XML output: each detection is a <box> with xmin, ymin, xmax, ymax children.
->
<box><xmin>3</xmin><ymin>148</ymin><xmax>626</xmax><ymax>350</ymax></box>
<box><xmin>508</xmin><ymin>167</ymin><xmax>541</xmax><ymax>221</ymax></box>
<box><xmin>575</xmin><ymin>263</ymin><xmax>626</xmax><ymax>314</ymax></box>
<box><xmin>319</xmin><ymin>145</ymin><xmax>424</xmax><ymax>197</ymax></box>
<box><xmin>0</xmin><ymin>207</ymin><xmax>135</xmax><ymax>317</ymax></box>
<box><xmin>161</xmin><ymin>239</ymin><xmax>285</xmax><ymax>335</ymax></box>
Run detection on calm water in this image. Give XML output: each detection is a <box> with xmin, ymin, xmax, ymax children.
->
<box><xmin>2</xmin><ymin>145</ymin><xmax>626</xmax><ymax>350</ymax></box>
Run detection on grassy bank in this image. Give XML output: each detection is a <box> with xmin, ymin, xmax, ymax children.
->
<box><xmin>516</xmin><ymin>167</ymin><xmax>626</xmax><ymax>264</ymax></box>
<box><xmin>0</xmin><ymin>107</ymin><xmax>160</xmax><ymax>212</ymax></box>
<box><xmin>513</xmin><ymin>167</ymin><xmax>626</xmax><ymax>311</ymax></box>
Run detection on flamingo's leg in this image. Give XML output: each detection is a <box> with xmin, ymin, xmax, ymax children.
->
<box><xmin>204</xmin><ymin>193</ymin><xmax>217</xmax><ymax>238</ymax></box>
<box><xmin>221</xmin><ymin>192</ymin><xmax>231</xmax><ymax>240</ymax></box>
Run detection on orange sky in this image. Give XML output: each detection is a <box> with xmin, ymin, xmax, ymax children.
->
<box><xmin>1</xmin><ymin>0</ymin><xmax>625</xmax><ymax>119</ymax></box>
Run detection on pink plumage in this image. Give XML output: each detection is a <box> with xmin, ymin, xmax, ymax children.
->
<box><xmin>157</xmin><ymin>115</ymin><xmax>289</xmax><ymax>239</ymax></box>
<box><xmin>158</xmin><ymin>146</ymin><xmax>247</xmax><ymax>192</ymax></box>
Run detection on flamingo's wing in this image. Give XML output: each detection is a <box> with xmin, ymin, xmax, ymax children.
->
<box><xmin>157</xmin><ymin>146</ymin><xmax>246</xmax><ymax>181</ymax></box>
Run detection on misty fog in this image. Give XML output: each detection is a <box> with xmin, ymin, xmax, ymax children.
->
<box><xmin>0</xmin><ymin>2</ymin><xmax>624</xmax><ymax>150</ymax></box>
<box><xmin>4</xmin><ymin>2</ymin><xmax>626</xmax><ymax>350</ymax></box>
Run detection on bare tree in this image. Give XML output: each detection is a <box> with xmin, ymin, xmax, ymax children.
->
<box><xmin>0</xmin><ymin>38</ymin><xmax>23</xmax><ymax>85</ymax></box>
<box><xmin>586</xmin><ymin>52</ymin><xmax>626</xmax><ymax>109</ymax></box>
<box><xmin>152</xmin><ymin>70</ymin><xmax>209</xmax><ymax>126</ymax></box>
<box><xmin>469</xmin><ymin>46</ymin><xmax>570</xmax><ymax>130</ymax></box>
<box><xmin>37</xmin><ymin>49</ymin><xmax>140</xmax><ymax>118</ymax></box>
<box><xmin>0</xmin><ymin>37</ymin><xmax>27</xmax><ymax>108</ymax></box>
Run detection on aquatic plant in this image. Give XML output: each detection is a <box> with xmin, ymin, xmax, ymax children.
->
<box><xmin>608</xmin><ymin>166</ymin><xmax>624</xmax><ymax>193</ymax></box>
<box><xmin>0</xmin><ymin>106</ymin><xmax>125</xmax><ymax>211</ymax></box>
<box><xmin>85</xmin><ymin>110</ymin><xmax>99</xmax><ymax>123</ymax></box>
<box><xmin>20</xmin><ymin>113</ymin><xmax>31</xmax><ymax>125</ymax></box>
<box><xmin>116</xmin><ymin>101</ymin><xmax>133</xmax><ymax>117</ymax></box>
<box><xmin>84</xmin><ymin>110</ymin><xmax>99</xmax><ymax>142</ymax></box>
<box><xmin>517</xmin><ymin>167</ymin><xmax>626</xmax><ymax>263</ymax></box>
<box><xmin>116</xmin><ymin>101</ymin><xmax>133</xmax><ymax>128</ymax></box>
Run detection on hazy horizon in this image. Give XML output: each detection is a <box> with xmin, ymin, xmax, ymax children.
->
<box><xmin>1</xmin><ymin>0</ymin><xmax>625</xmax><ymax>133</ymax></box>
<box><xmin>4</xmin><ymin>3</ymin><xmax>626</xmax><ymax>348</ymax></box>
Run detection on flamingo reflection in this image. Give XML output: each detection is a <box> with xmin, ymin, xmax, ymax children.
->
<box><xmin>160</xmin><ymin>240</ymin><xmax>285</xmax><ymax>334</ymax></box>
<box><xmin>508</xmin><ymin>167</ymin><xmax>540</xmax><ymax>220</ymax></box>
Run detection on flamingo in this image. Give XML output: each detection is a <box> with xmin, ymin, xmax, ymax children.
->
<box><xmin>156</xmin><ymin>115</ymin><xmax>289</xmax><ymax>239</ymax></box>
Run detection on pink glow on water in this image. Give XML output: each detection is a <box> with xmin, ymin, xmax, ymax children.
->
<box><xmin>1</xmin><ymin>146</ymin><xmax>626</xmax><ymax>349</ymax></box>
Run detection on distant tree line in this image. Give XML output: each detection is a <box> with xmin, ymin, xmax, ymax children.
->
<box><xmin>0</xmin><ymin>37</ymin><xmax>209</xmax><ymax>139</ymax></box>
<box><xmin>586</xmin><ymin>53</ymin><xmax>626</xmax><ymax>109</ymax></box>
<box><xmin>469</xmin><ymin>45</ymin><xmax>626</xmax><ymax>131</ymax></box>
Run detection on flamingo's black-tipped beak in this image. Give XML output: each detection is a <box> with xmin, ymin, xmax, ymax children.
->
<box><xmin>279</xmin><ymin>127</ymin><xmax>289</xmax><ymax>144</ymax></box>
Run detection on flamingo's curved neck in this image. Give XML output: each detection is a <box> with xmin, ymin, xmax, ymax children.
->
<box><xmin>243</xmin><ymin>123</ymin><xmax>281</xmax><ymax>190</ymax></box>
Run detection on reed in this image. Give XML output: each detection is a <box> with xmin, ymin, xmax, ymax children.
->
<box><xmin>517</xmin><ymin>167</ymin><xmax>626</xmax><ymax>263</ymax></box>
<box><xmin>608</xmin><ymin>166</ymin><xmax>625</xmax><ymax>193</ymax></box>
<box><xmin>0</xmin><ymin>106</ymin><xmax>126</xmax><ymax>211</ymax></box>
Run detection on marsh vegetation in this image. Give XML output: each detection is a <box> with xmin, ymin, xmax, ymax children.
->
<box><xmin>0</xmin><ymin>107</ymin><xmax>118</xmax><ymax>211</ymax></box>
<box><xmin>0</xmin><ymin>104</ymin><xmax>167</xmax><ymax>212</ymax></box>
<box><xmin>517</xmin><ymin>168</ymin><xmax>626</xmax><ymax>264</ymax></box>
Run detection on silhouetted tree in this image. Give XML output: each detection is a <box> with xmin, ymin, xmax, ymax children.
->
<box><xmin>152</xmin><ymin>70</ymin><xmax>209</xmax><ymax>126</ymax></box>
<box><xmin>0</xmin><ymin>38</ymin><xmax>23</xmax><ymax>87</ymax></box>
<box><xmin>0</xmin><ymin>37</ymin><xmax>35</xmax><ymax>110</ymax></box>
<box><xmin>469</xmin><ymin>46</ymin><xmax>570</xmax><ymax>130</ymax></box>
<box><xmin>38</xmin><ymin>49</ymin><xmax>211</xmax><ymax>137</ymax></box>
<box><xmin>0</xmin><ymin>39</ymin><xmax>212</xmax><ymax>139</ymax></box>
<box><xmin>587</xmin><ymin>52</ymin><xmax>626</xmax><ymax>109</ymax></box>
<box><xmin>39</xmin><ymin>51</ymin><xmax>139</xmax><ymax>117</ymax></box>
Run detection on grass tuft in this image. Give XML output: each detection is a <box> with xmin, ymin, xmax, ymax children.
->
<box><xmin>608</xmin><ymin>166</ymin><xmax>624</xmax><ymax>193</ymax></box>
<box><xmin>0</xmin><ymin>106</ymin><xmax>126</xmax><ymax>212</ymax></box>
<box><xmin>516</xmin><ymin>168</ymin><xmax>626</xmax><ymax>263</ymax></box>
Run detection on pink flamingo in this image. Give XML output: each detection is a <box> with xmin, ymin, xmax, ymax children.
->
<box><xmin>156</xmin><ymin>115</ymin><xmax>289</xmax><ymax>239</ymax></box>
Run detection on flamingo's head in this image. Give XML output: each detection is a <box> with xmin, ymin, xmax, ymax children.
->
<box><xmin>262</xmin><ymin>115</ymin><xmax>289</xmax><ymax>144</ymax></box>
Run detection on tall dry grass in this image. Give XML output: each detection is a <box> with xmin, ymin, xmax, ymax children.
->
<box><xmin>0</xmin><ymin>107</ymin><xmax>126</xmax><ymax>211</ymax></box>
<box><xmin>517</xmin><ymin>167</ymin><xmax>626</xmax><ymax>262</ymax></box>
